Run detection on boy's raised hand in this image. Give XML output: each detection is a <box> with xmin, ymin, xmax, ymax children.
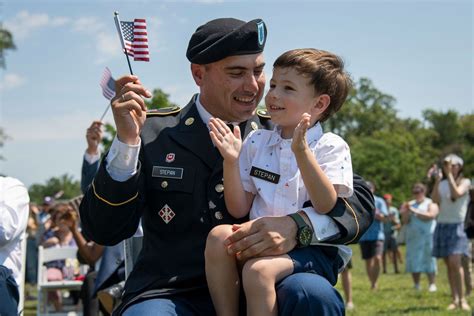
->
<box><xmin>291</xmin><ymin>113</ymin><xmax>311</xmax><ymax>153</ymax></box>
<box><xmin>209</xmin><ymin>117</ymin><xmax>242</xmax><ymax>163</ymax></box>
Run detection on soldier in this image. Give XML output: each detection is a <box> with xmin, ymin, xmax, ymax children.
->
<box><xmin>80</xmin><ymin>18</ymin><xmax>374</xmax><ymax>315</ymax></box>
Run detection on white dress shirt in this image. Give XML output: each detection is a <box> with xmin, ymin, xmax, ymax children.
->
<box><xmin>105</xmin><ymin>94</ymin><xmax>343</xmax><ymax>243</ymax></box>
<box><xmin>0</xmin><ymin>176</ymin><xmax>30</xmax><ymax>285</ymax></box>
<box><xmin>239</xmin><ymin>124</ymin><xmax>353</xmax><ymax>268</ymax></box>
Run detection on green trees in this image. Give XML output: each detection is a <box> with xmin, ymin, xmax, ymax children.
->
<box><xmin>0</xmin><ymin>25</ymin><xmax>15</xmax><ymax>69</ymax></box>
<box><xmin>28</xmin><ymin>174</ymin><xmax>81</xmax><ymax>204</ymax></box>
<box><xmin>325</xmin><ymin>78</ymin><xmax>472</xmax><ymax>203</ymax></box>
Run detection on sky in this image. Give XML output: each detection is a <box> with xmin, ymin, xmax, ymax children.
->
<box><xmin>1</xmin><ymin>0</ymin><xmax>472</xmax><ymax>188</ymax></box>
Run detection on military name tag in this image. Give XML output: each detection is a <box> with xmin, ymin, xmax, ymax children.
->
<box><xmin>152</xmin><ymin>166</ymin><xmax>184</xmax><ymax>179</ymax></box>
<box><xmin>250</xmin><ymin>166</ymin><xmax>280</xmax><ymax>184</ymax></box>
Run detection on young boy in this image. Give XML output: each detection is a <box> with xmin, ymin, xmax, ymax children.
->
<box><xmin>205</xmin><ymin>48</ymin><xmax>353</xmax><ymax>316</ymax></box>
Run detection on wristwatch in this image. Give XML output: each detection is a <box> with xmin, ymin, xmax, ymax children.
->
<box><xmin>288</xmin><ymin>212</ymin><xmax>313</xmax><ymax>247</ymax></box>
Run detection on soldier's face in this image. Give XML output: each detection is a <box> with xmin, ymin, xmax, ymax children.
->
<box><xmin>195</xmin><ymin>53</ymin><xmax>266</xmax><ymax>122</ymax></box>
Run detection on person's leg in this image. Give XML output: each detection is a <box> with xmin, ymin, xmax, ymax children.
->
<box><xmin>123</xmin><ymin>289</ymin><xmax>216</xmax><ymax>316</ymax></box>
<box><xmin>448</xmin><ymin>254</ymin><xmax>463</xmax><ymax>303</ymax></box>
<box><xmin>242</xmin><ymin>255</ymin><xmax>294</xmax><ymax>316</ymax></box>
<box><xmin>461</xmin><ymin>254</ymin><xmax>472</xmax><ymax>296</ymax></box>
<box><xmin>205</xmin><ymin>225</ymin><xmax>240</xmax><ymax>316</ymax></box>
<box><xmin>382</xmin><ymin>250</ymin><xmax>387</xmax><ymax>274</ymax></box>
<box><xmin>276</xmin><ymin>273</ymin><xmax>344</xmax><ymax>316</ymax></box>
<box><xmin>371</xmin><ymin>242</ymin><xmax>384</xmax><ymax>289</ymax></box>
<box><xmin>427</xmin><ymin>272</ymin><xmax>437</xmax><ymax>292</ymax></box>
<box><xmin>81</xmin><ymin>269</ymin><xmax>99</xmax><ymax>316</ymax></box>
<box><xmin>123</xmin><ymin>298</ymin><xmax>192</xmax><ymax>316</ymax></box>
<box><xmin>447</xmin><ymin>254</ymin><xmax>470</xmax><ymax>309</ymax></box>
<box><xmin>0</xmin><ymin>265</ymin><xmax>19</xmax><ymax>316</ymax></box>
<box><xmin>412</xmin><ymin>272</ymin><xmax>421</xmax><ymax>289</ymax></box>
<box><xmin>340</xmin><ymin>268</ymin><xmax>353</xmax><ymax>309</ymax></box>
<box><xmin>444</xmin><ymin>257</ymin><xmax>457</xmax><ymax>307</ymax></box>
<box><xmin>391</xmin><ymin>240</ymin><xmax>400</xmax><ymax>273</ymax></box>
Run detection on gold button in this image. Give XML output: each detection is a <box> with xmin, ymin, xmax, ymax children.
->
<box><xmin>251</xmin><ymin>122</ymin><xmax>258</xmax><ymax>131</ymax></box>
<box><xmin>215</xmin><ymin>211</ymin><xmax>223</xmax><ymax>220</ymax></box>
<box><xmin>215</xmin><ymin>184</ymin><xmax>224</xmax><ymax>193</ymax></box>
<box><xmin>185</xmin><ymin>117</ymin><xmax>195</xmax><ymax>126</ymax></box>
<box><xmin>161</xmin><ymin>181</ymin><xmax>168</xmax><ymax>188</ymax></box>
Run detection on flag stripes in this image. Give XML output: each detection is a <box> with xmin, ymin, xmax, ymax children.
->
<box><xmin>120</xmin><ymin>19</ymin><xmax>150</xmax><ymax>62</ymax></box>
<box><xmin>100</xmin><ymin>67</ymin><xmax>115</xmax><ymax>100</ymax></box>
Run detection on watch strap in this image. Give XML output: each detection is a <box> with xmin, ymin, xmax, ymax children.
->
<box><xmin>288</xmin><ymin>212</ymin><xmax>308</xmax><ymax>229</ymax></box>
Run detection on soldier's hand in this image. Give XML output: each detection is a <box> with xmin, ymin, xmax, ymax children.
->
<box><xmin>86</xmin><ymin>120</ymin><xmax>103</xmax><ymax>155</ymax></box>
<box><xmin>111</xmin><ymin>75</ymin><xmax>152</xmax><ymax>145</ymax></box>
<box><xmin>224</xmin><ymin>216</ymin><xmax>297</xmax><ymax>261</ymax></box>
<box><xmin>209</xmin><ymin>118</ymin><xmax>242</xmax><ymax>163</ymax></box>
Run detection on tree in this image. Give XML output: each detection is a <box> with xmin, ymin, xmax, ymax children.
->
<box><xmin>422</xmin><ymin>109</ymin><xmax>463</xmax><ymax>152</ymax></box>
<box><xmin>145</xmin><ymin>88</ymin><xmax>179</xmax><ymax>110</ymax></box>
<box><xmin>325</xmin><ymin>77</ymin><xmax>398</xmax><ymax>141</ymax></box>
<box><xmin>0</xmin><ymin>127</ymin><xmax>11</xmax><ymax>160</ymax></box>
<box><xmin>0</xmin><ymin>25</ymin><xmax>16</xmax><ymax>69</ymax></box>
<box><xmin>28</xmin><ymin>174</ymin><xmax>81</xmax><ymax>204</ymax></box>
<box><xmin>351</xmin><ymin>128</ymin><xmax>425</xmax><ymax>204</ymax></box>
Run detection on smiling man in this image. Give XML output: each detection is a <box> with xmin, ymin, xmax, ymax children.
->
<box><xmin>80</xmin><ymin>17</ymin><xmax>374</xmax><ymax>315</ymax></box>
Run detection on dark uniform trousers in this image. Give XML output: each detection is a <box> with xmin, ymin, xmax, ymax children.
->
<box><xmin>80</xmin><ymin>96</ymin><xmax>375</xmax><ymax>315</ymax></box>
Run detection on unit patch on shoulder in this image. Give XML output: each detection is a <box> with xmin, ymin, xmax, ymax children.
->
<box><xmin>256</xmin><ymin>108</ymin><xmax>271</xmax><ymax>119</ymax></box>
<box><xmin>146</xmin><ymin>106</ymin><xmax>181</xmax><ymax>117</ymax></box>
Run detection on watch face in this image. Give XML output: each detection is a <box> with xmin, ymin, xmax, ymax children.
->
<box><xmin>298</xmin><ymin>227</ymin><xmax>313</xmax><ymax>247</ymax></box>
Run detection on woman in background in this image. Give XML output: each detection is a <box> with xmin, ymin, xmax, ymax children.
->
<box><xmin>400</xmin><ymin>183</ymin><xmax>438</xmax><ymax>292</ymax></box>
<box><xmin>432</xmin><ymin>154</ymin><xmax>472</xmax><ymax>311</ymax></box>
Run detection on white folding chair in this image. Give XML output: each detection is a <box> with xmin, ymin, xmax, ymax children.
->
<box><xmin>36</xmin><ymin>246</ymin><xmax>84</xmax><ymax>315</ymax></box>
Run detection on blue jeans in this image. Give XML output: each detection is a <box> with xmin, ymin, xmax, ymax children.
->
<box><xmin>123</xmin><ymin>273</ymin><xmax>344</xmax><ymax>316</ymax></box>
<box><xmin>0</xmin><ymin>265</ymin><xmax>19</xmax><ymax>316</ymax></box>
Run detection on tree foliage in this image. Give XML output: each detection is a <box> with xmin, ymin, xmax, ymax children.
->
<box><xmin>325</xmin><ymin>77</ymin><xmax>473</xmax><ymax>205</ymax></box>
<box><xmin>145</xmin><ymin>88</ymin><xmax>179</xmax><ymax>110</ymax></box>
<box><xmin>0</xmin><ymin>25</ymin><xmax>16</xmax><ymax>69</ymax></box>
<box><xmin>28</xmin><ymin>174</ymin><xmax>81</xmax><ymax>204</ymax></box>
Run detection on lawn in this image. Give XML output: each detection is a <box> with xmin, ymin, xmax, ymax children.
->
<box><xmin>24</xmin><ymin>244</ymin><xmax>473</xmax><ymax>315</ymax></box>
<box><xmin>336</xmin><ymin>244</ymin><xmax>473</xmax><ymax>315</ymax></box>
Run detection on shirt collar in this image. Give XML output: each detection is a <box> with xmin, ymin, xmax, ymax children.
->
<box><xmin>266</xmin><ymin>122</ymin><xmax>324</xmax><ymax>147</ymax></box>
<box><xmin>195</xmin><ymin>94</ymin><xmax>213</xmax><ymax>129</ymax></box>
<box><xmin>195</xmin><ymin>94</ymin><xmax>238</xmax><ymax>129</ymax></box>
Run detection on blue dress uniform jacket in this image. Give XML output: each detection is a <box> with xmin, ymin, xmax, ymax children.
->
<box><xmin>79</xmin><ymin>96</ymin><xmax>374</xmax><ymax>314</ymax></box>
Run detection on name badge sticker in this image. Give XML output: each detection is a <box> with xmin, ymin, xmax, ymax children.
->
<box><xmin>250</xmin><ymin>166</ymin><xmax>280</xmax><ymax>184</ymax></box>
<box><xmin>152</xmin><ymin>166</ymin><xmax>184</xmax><ymax>179</ymax></box>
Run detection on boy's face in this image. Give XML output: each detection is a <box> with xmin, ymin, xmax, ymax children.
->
<box><xmin>265</xmin><ymin>67</ymin><xmax>320</xmax><ymax>137</ymax></box>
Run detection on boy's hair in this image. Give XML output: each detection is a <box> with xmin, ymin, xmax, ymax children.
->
<box><xmin>273</xmin><ymin>48</ymin><xmax>352</xmax><ymax>122</ymax></box>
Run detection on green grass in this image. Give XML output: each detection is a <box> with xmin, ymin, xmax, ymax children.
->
<box><xmin>24</xmin><ymin>245</ymin><xmax>473</xmax><ymax>315</ymax></box>
<box><xmin>336</xmin><ymin>244</ymin><xmax>473</xmax><ymax>315</ymax></box>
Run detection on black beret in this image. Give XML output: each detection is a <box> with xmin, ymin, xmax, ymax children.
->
<box><xmin>186</xmin><ymin>18</ymin><xmax>267</xmax><ymax>64</ymax></box>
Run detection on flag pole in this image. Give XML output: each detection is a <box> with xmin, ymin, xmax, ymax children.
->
<box><xmin>114</xmin><ymin>11</ymin><xmax>134</xmax><ymax>75</ymax></box>
<box><xmin>99</xmin><ymin>102</ymin><xmax>111</xmax><ymax>122</ymax></box>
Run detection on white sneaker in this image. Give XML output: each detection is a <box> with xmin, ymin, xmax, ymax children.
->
<box><xmin>414</xmin><ymin>283</ymin><xmax>421</xmax><ymax>291</ymax></box>
<box><xmin>346</xmin><ymin>302</ymin><xmax>354</xmax><ymax>310</ymax></box>
<box><xmin>428</xmin><ymin>284</ymin><xmax>437</xmax><ymax>292</ymax></box>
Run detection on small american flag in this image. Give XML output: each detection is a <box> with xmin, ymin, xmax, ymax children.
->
<box><xmin>100</xmin><ymin>67</ymin><xmax>115</xmax><ymax>100</ymax></box>
<box><xmin>120</xmin><ymin>19</ymin><xmax>150</xmax><ymax>62</ymax></box>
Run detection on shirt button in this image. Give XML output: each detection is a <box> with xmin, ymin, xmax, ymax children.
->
<box><xmin>215</xmin><ymin>184</ymin><xmax>224</xmax><ymax>193</ymax></box>
<box><xmin>124</xmin><ymin>154</ymin><xmax>130</xmax><ymax>161</ymax></box>
<box><xmin>161</xmin><ymin>181</ymin><xmax>168</xmax><ymax>188</ymax></box>
<box><xmin>215</xmin><ymin>211</ymin><xmax>223</xmax><ymax>220</ymax></box>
